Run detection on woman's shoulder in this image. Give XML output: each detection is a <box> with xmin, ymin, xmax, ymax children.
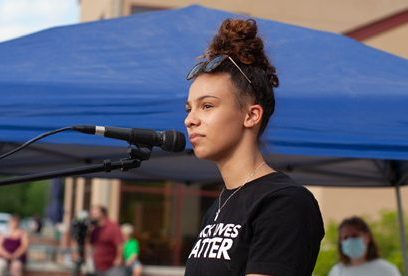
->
<box><xmin>128</xmin><ymin>239</ymin><xmax>140</xmax><ymax>245</ymax></box>
<box><xmin>248</xmin><ymin>170</ymin><xmax>300</xmax><ymax>190</ymax></box>
<box><xmin>12</xmin><ymin>229</ymin><xmax>27</xmax><ymax>239</ymax></box>
<box><xmin>328</xmin><ymin>263</ymin><xmax>344</xmax><ymax>276</ymax></box>
<box><xmin>246</xmin><ymin>170</ymin><xmax>315</xmax><ymax>202</ymax></box>
<box><xmin>245</xmin><ymin>171</ymin><xmax>322</xmax><ymax>216</ymax></box>
<box><xmin>368</xmin><ymin>259</ymin><xmax>401</xmax><ymax>273</ymax></box>
<box><xmin>328</xmin><ymin>260</ymin><xmax>400</xmax><ymax>276</ymax></box>
<box><xmin>246</xmin><ymin>170</ymin><xmax>324</xmax><ymax>234</ymax></box>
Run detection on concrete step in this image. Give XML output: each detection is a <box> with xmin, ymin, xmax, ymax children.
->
<box><xmin>25</xmin><ymin>262</ymin><xmax>185</xmax><ymax>276</ymax></box>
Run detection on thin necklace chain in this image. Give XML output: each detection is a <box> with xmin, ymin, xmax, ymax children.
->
<box><xmin>215</xmin><ymin>161</ymin><xmax>267</xmax><ymax>221</ymax></box>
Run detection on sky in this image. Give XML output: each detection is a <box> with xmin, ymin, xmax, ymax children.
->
<box><xmin>0</xmin><ymin>0</ymin><xmax>79</xmax><ymax>42</ymax></box>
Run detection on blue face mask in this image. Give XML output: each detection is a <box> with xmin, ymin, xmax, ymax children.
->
<box><xmin>341</xmin><ymin>237</ymin><xmax>367</xmax><ymax>259</ymax></box>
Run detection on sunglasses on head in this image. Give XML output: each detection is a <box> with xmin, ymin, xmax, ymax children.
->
<box><xmin>186</xmin><ymin>55</ymin><xmax>252</xmax><ymax>84</ymax></box>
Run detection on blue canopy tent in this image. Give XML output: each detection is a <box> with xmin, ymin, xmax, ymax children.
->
<box><xmin>0</xmin><ymin>5</ymin><xmax>407</xmax><ymax>270</ymax></box>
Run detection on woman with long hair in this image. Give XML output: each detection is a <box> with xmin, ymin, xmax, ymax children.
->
<box><xmin>329</xmin><ymin>216</ymin><xmax>400</xmax><ymax>276</ymax></box>
<box><xmin>184</xmin><ymin>18</ymin><xmax>324</xmax><ymax>276</ymax></box>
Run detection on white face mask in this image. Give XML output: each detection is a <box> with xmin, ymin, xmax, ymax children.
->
<box><xmin>341</xmin><ymin>237</ymin><xmax>367</xmax><ymax>259</ymax></box>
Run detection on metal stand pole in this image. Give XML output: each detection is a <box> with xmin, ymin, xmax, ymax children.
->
<box><xmin>0</xmin><ymin>158</ymin><xmax>141</xmax><ymax>186</ymax></box>
<box><xmin>0</xmin><ymin>146</ymin><xmax>151</xmax><ymax>186</ymax></box>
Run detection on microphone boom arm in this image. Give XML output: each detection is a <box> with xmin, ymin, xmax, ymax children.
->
<box><xmin>0</xmin><ymin>146</ymin><xmax>150</xmax><ymax>186</ymax></box>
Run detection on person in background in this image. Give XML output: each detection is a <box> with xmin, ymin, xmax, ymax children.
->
<box><xmin>0</xmin><ymin>214</ymin><xmax>29</xmax><ymax>276</ymax></box>
<box><xmin>329</xmin><ymin>216</ymin><xmax>401</xmax><ymax>276</ymax></box>
<box><xmin>121</xmin><ymin>223</ymin><xmax>142</xmax><ymax>276</ymax></box>
<box><xmin>90</xmin><ymin>205</ymin><xmax>125</xmax><ymax>276</ymax></box>
<box><xmin>30</xmin><ymin>215</ymin><xmax>43</xmax><ymax>234</ymax></box>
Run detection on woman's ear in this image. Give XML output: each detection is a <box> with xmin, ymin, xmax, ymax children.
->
<box><xmin>244</xmin><ymin>104</ymin><xmax>263</xmax><ymax>128</ymax></box>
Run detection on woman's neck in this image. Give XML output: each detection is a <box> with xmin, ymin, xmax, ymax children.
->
<box><xmin>216</xmin><ymin>142</ymin><xmax>275</xmax><ymax>189</ymax></box>
<box><xmin>8</xmin><ymin>227</ymin><xmax>20</xmax><ymax>236</ymax></box>
<box><xmin>350</xmin><ymin>257</ymin><xmax>367</xmax><ymax>266</ymax></box>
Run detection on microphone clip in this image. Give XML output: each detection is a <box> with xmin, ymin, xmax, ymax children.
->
<box><xmin>127</xmin><ymin>145</ymin><xmax>152</xmax><ymax>161</ymax></box>
<box><xmin>117</xmin><ymin>145</ymin><xmax>152</xmax><ymax>172</ymax></box>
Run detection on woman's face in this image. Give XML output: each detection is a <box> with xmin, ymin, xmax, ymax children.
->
<box><xmin>122</xmin><ymin>231</ymin><xmax>131</xmax><ymax>240</ymax></box>
<box><xmin>340</xmin><ymin>225</ymin><xmax>370</xmax><ymax>260</ymax></box>
<box><xmin>185</xmin><ymin>73</ymin><xmax>247</xmax><ymax>161</ymax></box>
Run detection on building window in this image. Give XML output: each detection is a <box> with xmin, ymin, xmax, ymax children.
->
<box><xmin>120</xmin><ymin>181</ymin><xmax>219</xmax><ymax>265</ymax></box>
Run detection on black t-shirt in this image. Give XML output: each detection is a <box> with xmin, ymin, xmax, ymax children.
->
<box><xmin>185</xmin><ymin>171</ymin><xmax>324</xmax><ymax>276</ymax></box>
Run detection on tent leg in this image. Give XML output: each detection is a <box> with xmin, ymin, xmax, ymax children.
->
<box><xmin>395</xmin><ymin>183</ymin><xmax>408</xmax><ymax>275</ymax></box>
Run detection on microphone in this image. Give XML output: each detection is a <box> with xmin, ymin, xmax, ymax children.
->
<box><xmin>73</xmin><ymin>125</ymin><xmax>186</xmax><ymax>152</ymax></box>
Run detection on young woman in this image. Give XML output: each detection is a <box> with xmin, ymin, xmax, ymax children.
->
<box><xmin>0</xmin><ymin>214</ymin><xmax>29</xmax><ymax>276</ymax></box>
<box><xmin>184</xmin><ymin>18</ymin><xmax>324</xmax><ymax>276</ymax></box>
<box><xmin>329</xmin><ymin>216</ymin><xmax>401</xmax><ymax>276</ymax></box>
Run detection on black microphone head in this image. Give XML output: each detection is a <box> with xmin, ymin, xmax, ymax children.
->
<box><xmin>161</xmin><ymin>130</ymin><xmax>186</xmax><ymax>152</ymax></box>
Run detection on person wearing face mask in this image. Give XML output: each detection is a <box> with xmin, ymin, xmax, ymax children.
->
<box><xmin>329</xmin><ymin>216</ymin><xmax>401</xmax><ymax>276</ymax></box>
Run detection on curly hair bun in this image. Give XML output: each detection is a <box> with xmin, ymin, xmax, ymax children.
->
<box><xmin>206</xmin><ymin>18</ymin><xmax>279</xmax><ymax>88</ymax></box>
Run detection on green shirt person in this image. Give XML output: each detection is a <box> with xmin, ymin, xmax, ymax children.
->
<box><xmin>124</xmin><ymin>239</ymin><xmax>140</xmax><ymax>262</ymax></box>
<box><xmin>121</xmin><ymin>224</ymin><xmax>142</xmax><ymax>276</ymax></box>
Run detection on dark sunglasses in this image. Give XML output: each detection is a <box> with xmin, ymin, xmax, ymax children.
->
<box><xmin>186</xmin><ymin>55</ymin><xmax>252</xmax><ymax>84</ymax></box>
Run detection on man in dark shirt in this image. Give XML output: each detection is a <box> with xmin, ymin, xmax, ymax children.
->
<box><xmin>90</xmin><ymin>205</ymin><xmax>125</xmax><ymax>276</ymax></box>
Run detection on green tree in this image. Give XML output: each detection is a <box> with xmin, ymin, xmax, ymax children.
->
<box><xmin>313</xmin><ymin>211</ymin><xmax>406</xmax><ymax>276</ymax></box>
<box><xmin>0</xmin><ymin>180</ymin><xmax>51</xmax><ymax>217</ymax></box>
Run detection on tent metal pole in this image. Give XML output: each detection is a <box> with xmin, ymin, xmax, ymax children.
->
<box><xmin>395</xmin><ymin>181</ymin><xmax>408</xmax><ymax>275</ymax></box>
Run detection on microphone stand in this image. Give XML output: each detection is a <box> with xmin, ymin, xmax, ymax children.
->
<box><xmin>0</xmin><ymin>146</ymin><xmax>151</xmax><ymax>275</ymax></box>
<box><xmin>0</xmin><ymin>146</ymin><xmax>151</xmax><ymax>186</ymax></box>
